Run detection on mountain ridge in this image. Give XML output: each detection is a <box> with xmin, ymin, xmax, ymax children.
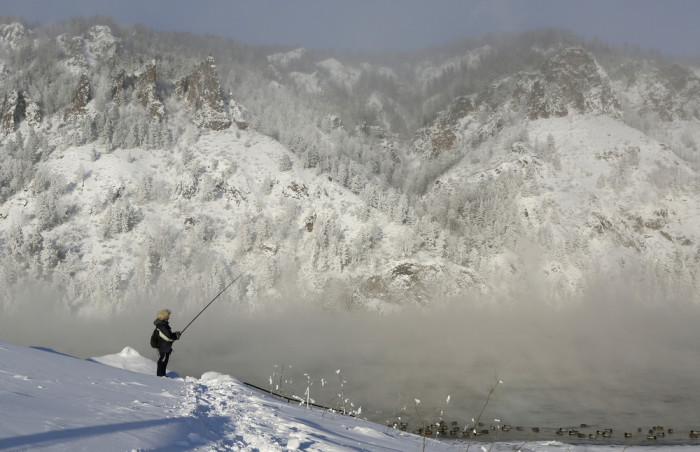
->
<box><xmin>0</xmin><ymin>19</ymin><xmax>697</xmax><ymax>313</ymax></box>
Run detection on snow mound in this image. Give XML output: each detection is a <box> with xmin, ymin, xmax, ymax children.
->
<box><xmin>89</xmin><ymin>346</ymin><xmax>158</xmax><ymax>375</ymax></box>
<box><xmin>200</xmin><ymin>371</ymin><xmax>238</xmax><ymax>383</ymax></box>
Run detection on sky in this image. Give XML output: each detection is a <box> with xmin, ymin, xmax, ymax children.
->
<box><xmin>1</xmin><ymin>0</ymin><xmax>700</xmax><ymax>58</ymax></box>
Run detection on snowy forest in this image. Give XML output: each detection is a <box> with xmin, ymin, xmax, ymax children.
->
<box><xmin>0</xmin><ymin>16</ymin><xmax>698</xmax><ymax>316</ymax></box>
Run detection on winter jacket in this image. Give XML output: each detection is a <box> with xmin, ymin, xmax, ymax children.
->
<box><xmin>153</xmin><ymin>318</ymin><xmax>179</xmax><ymax>354</ymax></box>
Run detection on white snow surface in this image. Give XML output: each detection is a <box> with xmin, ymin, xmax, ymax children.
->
<box><xmin>0</xmin><ymin>340</ymin><xmax>690</xmax><ymax>452</ymax></box>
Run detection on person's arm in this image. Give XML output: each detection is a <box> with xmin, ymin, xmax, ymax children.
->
<box><xmin>157</xmin><ymin>324</ymin><xmax>179</xmax><ymax>342</ymax></box>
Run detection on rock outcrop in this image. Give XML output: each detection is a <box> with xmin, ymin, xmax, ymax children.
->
<box><xmin>1</xmin><ymin>90</ymin><xmax>41</xmax><ymax>134</ymax></box>
<box><xmin>526</xmin><ymin>47</ymin><xmax>621</xmax><ymax>120</ymax></box>
<box><xmin>64</xmin><ymin>74</ymin><xmax>91</xmax><ymax>121</ymax></box>
<box><xmin>412</xmin><ymin>97</ymin><xmax>474</xmax><ymax>159</ymax></box>
<box><xmin>24</xmin><ymin>94</ymin><xmax>41</xmax><ymax>127</ymax></box>
<box><xmin>176</xmin><ymin>56</ymin><xmax>231</xmax><ymax>130</ymax></box>
<box><xmin>110</xmin><ymin>65</ymin><xmax>164</xmax><ymax>120</ymax></box>
<box><xmin>111</xmin><ymin>70</ymin><xmax>129</xmax><ymax>106</ymax></box>
<box><xmin>412</xmin><ymin>47</ymin><xmax>621</xmax><ymax>159</ymax></box>
<box><xmin>135</xmin><ymin>63</ymin><xmax>165</xmax><ymax>120</ymax></box>
<box><xmin>229</xmin><ymin>98</ymin><xmax>250</xmax><ymax>130</ymax></box>
<box><xmin>355</xmin><ymin>262</ymin><xmax>479</xmax><ymax>307</ymax></box>
<box><xmin>2</xmin><ymin>90</ymin><xmax>23</xmax><ymax>134</ymax></box>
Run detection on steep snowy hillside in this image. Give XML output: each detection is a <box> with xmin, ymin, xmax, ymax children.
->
<box><xmin>0</xmin><ymin>20</ymin><xmax>698</xmax><ymax>315</ymax></box>
<box><xmin>1</xmin><ymin>123</ymin><xmax>457</xmax><ymax>312</ymax></box>
<box><xmin>424</xmin><ymin>113</ymin><xmax>698</xmax><ymax>300</ymax></box>
<box><xmin>409</xmin><ymin>47</ymin><xmax>699</xmax><ymax>303</ymax></box>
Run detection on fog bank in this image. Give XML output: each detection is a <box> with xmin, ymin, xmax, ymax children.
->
<box><xmin>2</xmin><ymin>282</ymin><xmax>699</xmax><ymax>431</ymax></box>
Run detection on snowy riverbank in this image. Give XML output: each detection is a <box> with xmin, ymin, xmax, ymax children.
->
<box><xmin>0</xmin><ymin>340</ymin><xmax>693</xmax><ymax>451</ymax></box>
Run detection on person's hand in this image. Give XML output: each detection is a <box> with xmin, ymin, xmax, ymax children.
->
<box><xmin>176</xmin><ymin>332</ymin><xmax>181</xmax><ymax>339</ymax></box>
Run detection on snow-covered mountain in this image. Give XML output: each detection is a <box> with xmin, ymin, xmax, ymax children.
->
<box><xmin>0</xmin><ymin>20</ymin><xmax>698</xmax><ymax>317</ymax></box>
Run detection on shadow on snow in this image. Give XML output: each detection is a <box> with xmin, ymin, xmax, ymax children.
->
<box><xmin>0</xmin><ymin>416</ymin><xmax>225</xmax><ymax>451</ymax></box>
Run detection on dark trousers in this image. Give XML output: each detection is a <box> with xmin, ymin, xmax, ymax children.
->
<box><xmin>157</xmin><ymin>352</ymin><xmax>171</xmax><ymax>377</ymax></box>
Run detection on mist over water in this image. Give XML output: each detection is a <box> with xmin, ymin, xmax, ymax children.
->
<box><xmin>3</xmin><ymin>282</ymin><xmax>700</xmax><ymax>440</ymax></box>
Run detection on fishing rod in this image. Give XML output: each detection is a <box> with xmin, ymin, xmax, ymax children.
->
<box><xmin>180</xmin><ymin>270</ymin><xmax>246</xmax><ymax>334</ymax></box>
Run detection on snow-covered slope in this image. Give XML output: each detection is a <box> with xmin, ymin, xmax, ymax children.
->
<box><xmin>1</xmin><ymin>121</ymin><xmax>456</xmax><ymax>311</ymax></box>
<box><xmin>0</xmin><ymin>339</ymin><xmax>688</xmax><ymax>451</ymax></box>
<box><xmin>0</xmin><ymin>341</ymin><xmax>453</xmax><ymax>451</ymax></box>
<box><xmin>0</xmin><ymin>21</ymin><xmax>698</xmax><ymax>314</ymax></box>
<box><xmin>423</xmin><ymin>113</ymin><xmax>699</xmax><ymax>300</ymax></box>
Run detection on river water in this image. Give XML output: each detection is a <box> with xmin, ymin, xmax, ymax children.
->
<box><xmin>173</xmin><ymin>295</ymin><xmax>700</xmax><ymax>446</ymax></box>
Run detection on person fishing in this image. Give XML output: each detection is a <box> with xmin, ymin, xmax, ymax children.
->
<box><xmin>151</xmin><ymin>272</ymin><xmax>244</xmax><ymax>377</ymax></box>
<box><xmin>153</xmin><ymin>309</ymin><xmax>181</xmax><ymax>377</ymax></box>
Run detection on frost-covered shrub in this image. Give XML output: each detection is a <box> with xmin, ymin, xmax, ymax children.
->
<box><xmin>197</xmin><ymin>174</ymin><xmax>219</xmax><ymax>201</ymax></box>
<box><xmin>102</xmin><ymin>199</ymin><xmax>138</xmax><ymax>238</ymax></box>
<box><xmin>135</xmin><ymin>173</ymin><xmax>171</xmax><ymax>203</ymax></box>
<box><xmin>30</xmin><ymin>167</ymin><xmax>55</xmax><ymax>195</ymax></box>
<box><xmin>40</xmin><ymin>239</ymin><xmax>63</xmax><ymax>270</ymax></box>
<box><xmin>175</xmin><ymin>173</ymin><xmax>198</xmax><ymax>199</ymax></box>
<box><xmin>238</xmin><ymin>221</ymin><xmax>257</xmax><ymax>252</ymax></box>
<box><xmin>5</xmin><ymin>225</ymin><xmax>27</xmax><ymax>266</ymax></box>
<box><xmin>33</xmin><ymin>172</ymin><xmax>67</xmax><ymax>231</ymax></box>
<box><xmin>193</xmin><ymin>216</ymin><xmax>216</xmax><ymax>243</ymax></box>
<box><xmin>35</xmin><ymin>190</ymin><xmax>64</xmax><ymax>231</ymax></box>
<box><xmin>278</xmin><ymin>154</ymin><xmax>293</xmax><ymax>171</ymax></box>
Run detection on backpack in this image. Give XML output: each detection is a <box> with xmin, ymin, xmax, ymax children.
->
<box><xmin>150</xmin><ymin>328</ymin><xmax>161</xmax><ymax>348</ymax></box>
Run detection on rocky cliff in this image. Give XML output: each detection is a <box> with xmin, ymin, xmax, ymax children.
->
<box><xmin>135</xmin><ymin>63</ymin><xmax>165</xmax><ymax>120</ymax></box>
<box><xmin>412</xmin><ymin>47</ymin><xmax>622</xmax><ymax>159</ymax></box>
<box><xmin>1</xmin><ymin>90</ymin><xmax>41</xmax><ymax>134</ymax></box>
<box><xmin>176</xmin><ymin>56</ymin><xmax>231</xmax><ymax>130</ymax></box>
<box><xmin>63</xmin><ymin>74</ymin><xmax>91</xmax><ymax>121</ymax></box>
